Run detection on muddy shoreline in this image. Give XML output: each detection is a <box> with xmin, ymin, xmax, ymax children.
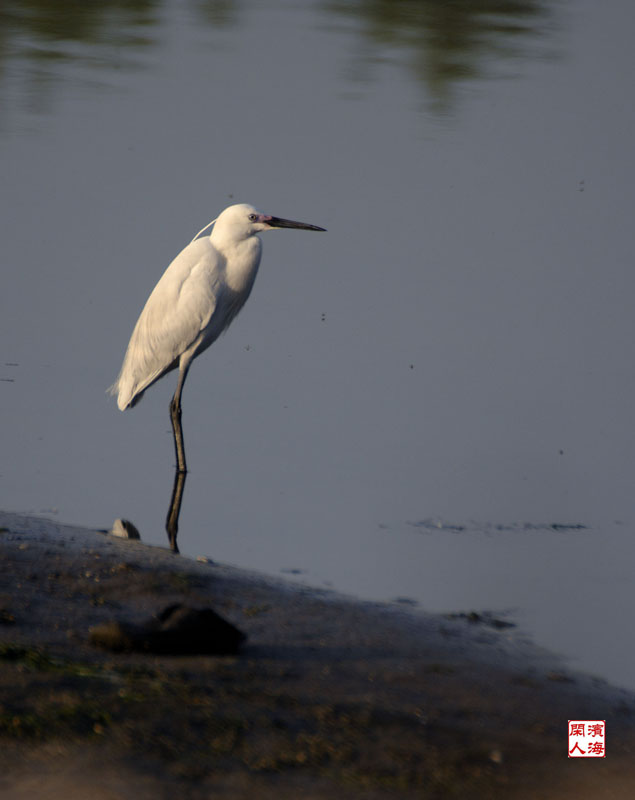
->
<box><xmin>1</xmin><ymin>511</ymin><xmax>633</xmax><ymax>798</ymax></box>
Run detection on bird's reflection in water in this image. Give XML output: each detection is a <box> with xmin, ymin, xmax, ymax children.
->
<box><xmin>166</xmin><ymin>467</ymin><xmax>187</xmax><ymax>554</ymax></box>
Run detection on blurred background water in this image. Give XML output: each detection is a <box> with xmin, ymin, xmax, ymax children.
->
<box><xmin>2</xmin><ymin>0</ymin><xmax>635</xmax><ymax>690</ymax></box>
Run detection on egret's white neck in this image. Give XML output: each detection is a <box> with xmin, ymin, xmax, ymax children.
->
<box><xmin>211</xmin><ymin>230</ymin><xmax>263</xmax><ymax>293</ymax></box>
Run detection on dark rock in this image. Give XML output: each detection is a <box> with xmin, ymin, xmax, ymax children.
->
<box><xmin>89</xmin><ymin>603</ymin><xmax>246</xmax><ymax>655</ymax></box>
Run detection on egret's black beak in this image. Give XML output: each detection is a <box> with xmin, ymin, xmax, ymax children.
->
<box><xmin>267</xmin><ymin>216</ymin><xmax>326</xmax><ymax>232</ymax></box>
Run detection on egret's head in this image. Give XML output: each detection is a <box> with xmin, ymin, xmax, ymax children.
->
<box><xmin>214</xmin><ymin>203</ymin><xmax>326</xmax><ymax>240</ymax></box>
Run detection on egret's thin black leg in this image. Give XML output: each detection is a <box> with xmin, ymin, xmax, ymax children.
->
<box><xmin>166</xmin><ymin>364</ymin><xmax>190</xmax><ymax>552</ymax></box>
<box><xmin>170</xmin><ymin>364</ymin><xmax>189</xmax><ymax>475</ymax></box>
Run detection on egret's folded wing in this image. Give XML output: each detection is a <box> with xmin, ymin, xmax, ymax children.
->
<box><xmin>111</xmin><ymin>238</ymin><xmax>221</xmax><ymax>409</ymax></box>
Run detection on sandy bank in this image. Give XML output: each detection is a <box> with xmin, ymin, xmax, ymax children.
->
<box><xmin>0</xmin><ymin>510</ymin><xmax>633</xmax><ymax>799</ymax></box>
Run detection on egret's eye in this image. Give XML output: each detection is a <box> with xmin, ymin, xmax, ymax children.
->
<box><xmin>248</xmin><ymin>214</ymin><xmax>257</xmax><ymax>221</ymax></box>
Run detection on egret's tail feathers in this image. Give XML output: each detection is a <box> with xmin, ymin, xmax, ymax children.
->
<box><xmin>107</xmin><ymin>377</ymin><xmax>137</xmax><ymax>411</ymax></box>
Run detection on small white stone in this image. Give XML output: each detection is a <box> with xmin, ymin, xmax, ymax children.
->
<box><xmin>109</xmin><ymin>519</ymin><xmax>141</xmax><ymax>540</ymax></box>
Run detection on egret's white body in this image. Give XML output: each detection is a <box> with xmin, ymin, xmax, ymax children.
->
<box><xmin>109</xmin><ymin>202</ymin><xmax>325</xmax><ymax>552</ymax></box>
<box><xmin>112</xmin><ymin>210</ymin><xmax>262</xmax><ymax>410</ymax></box>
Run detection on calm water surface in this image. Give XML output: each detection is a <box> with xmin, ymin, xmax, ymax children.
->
<box><xmin>2</xmin><ymin>0</ymin><xmax>635</xmax><ymax>690</ymax></box>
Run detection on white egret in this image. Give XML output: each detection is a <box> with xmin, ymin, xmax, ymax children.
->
<box><xmin>109</xmin><ymin>202</ymin><xmax>326</xmax><ymax>551</ymax></box>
